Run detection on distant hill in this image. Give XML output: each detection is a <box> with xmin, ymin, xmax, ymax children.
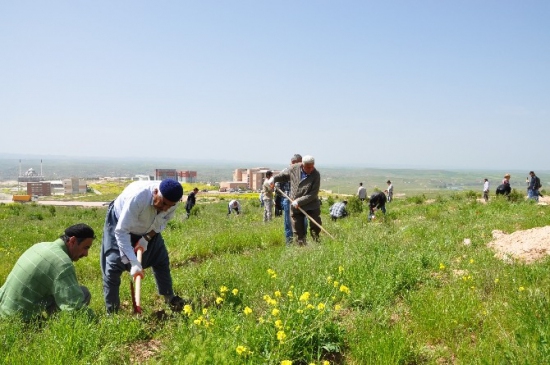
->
<box><xmin>0</xmin><ymin>156</ymin><xmax>547</xmax><ymax>196</ymax></box>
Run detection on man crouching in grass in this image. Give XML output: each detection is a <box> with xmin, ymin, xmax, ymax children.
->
<box><xmin>0</xmin><ymin>224</ymin><xmax>96</xmax><ymax>321</ymax></box>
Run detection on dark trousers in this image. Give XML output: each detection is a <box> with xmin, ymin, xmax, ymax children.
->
<box><xmin>100</xmin><ymin>203</ymin><xmax>174</xmax><ymax>313</ymax></box>
<box><xmin>291</xmin><ymin>207</ymin><xmax>321</xmax><ymax>244</ymax></box>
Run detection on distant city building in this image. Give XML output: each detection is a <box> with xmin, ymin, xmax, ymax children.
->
<box><xmin>63</xmin><ymin>178</ymin><xmax>87</xmax><ymax>194</ymax></box>
<box><xmin>26</xmin><ymin>182</ymin><xmax>52</xmax><ymax>196</ymax></box>
<box><xmin>178</xmin><ymin>170</ymin><xmax>197</xmax><ymax>183</ymax></box>
<box><xmin>134</xmin><ymin>174</ymin><xmax>152</xmax><ymax>181</ymax></box>
<box><xmin>155</xmin><ymin>168</ymin><xmax>197</xmax><ymax>183</ymax></box>
<box><xmin>49</xmin><ymin>181</ymin><xmax>64</xmax><ymax>195</ymax></box>
<box><xmin>221</xmin><ymin>167</ymin><xmax>281</xmax><ymax>191</ymax></box>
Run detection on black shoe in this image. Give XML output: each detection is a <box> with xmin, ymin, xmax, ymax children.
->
<box><xmin>169</xmin><ymin>295</ymin><xmax>190</xmax><ymax>312</ymax></box>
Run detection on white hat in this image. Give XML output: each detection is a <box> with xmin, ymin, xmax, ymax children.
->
<box><xmin>302</xmin><ymin>155</ymin><xmax>315</xmax><ymax>164</ymax></box>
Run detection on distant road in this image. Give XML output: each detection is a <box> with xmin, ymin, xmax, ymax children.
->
<box><xmin>0</xmin><ymin>200</ymin><xmax>109</xmax><ymax>207</ymax></box>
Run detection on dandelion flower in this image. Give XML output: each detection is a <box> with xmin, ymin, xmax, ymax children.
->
<box><xmin>243</xmin><ymin>306</ymin><xmax>253</xmax><ymax>315</ymax></box>
<box><xmin>281</xmin><ymin>360</ymin><xmax>292</xmax><ymax>365</ymax></box>
<box><xmin>232</xmin><ymin>288</ymin><xmax>239</xmax><ymax>296</ymax></box>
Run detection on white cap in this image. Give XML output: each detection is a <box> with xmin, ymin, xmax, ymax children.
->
<box><xmin>302</xmin><ymin>155</ymin><xmax>315</xmax><ymax>164</ymax></box>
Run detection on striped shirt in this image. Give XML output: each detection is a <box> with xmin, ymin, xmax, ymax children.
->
<box><xmin>0</xmin><ymin>239</ymin><xmax>90</xmax><ymax>320</ymax></box>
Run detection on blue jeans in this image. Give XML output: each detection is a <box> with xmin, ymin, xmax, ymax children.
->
<box><xmin>528</xmin><ymin>189</ymin><xmax>539</xmax><ymax>202</ymax></box>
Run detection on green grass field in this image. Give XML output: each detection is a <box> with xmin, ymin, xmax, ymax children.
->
<box><xmin>1</xmin><ymin>188</ymin><xmax>549</xmax><ymax>364</ymax></box>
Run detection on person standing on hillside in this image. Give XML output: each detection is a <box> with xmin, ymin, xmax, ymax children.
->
<box><xmin>279</xmin><ymin>154</ymin><xmax>303</xmax><ymax>245</ymax></box>
<box><xmin>483</xmin><ymin>178</ymin><xmax>490</xmax><ymax>202</ymax></box>
<box><xmin>0</xmin><ymin>224</ymin><xmax>96</xmax><ymax>320</ymax></box>
<box><xmin>527</xmin><ymin>171</ymin><xmax>541</xmax><ymax>202</ymax></box>
<box><xmin>357</xmin><ymin>182</ymin><xmax>367</xmax><ymax>202</ymax></box>
<box><xmin>273</xmin><ymin>155</ymin><xmax>322</xmax><ymax>245</ymax></box>
<box><xmin>100</xmin><ymin>179</ymin><xmax>186</xmax><ymax>314</ymax></box>
<box><xmin>386</xmin><ymin>180</ymin><xmax>394</xmax><ymax>202</ymax></box>
<box><xmin>262</xmin><ymin>171</ymin><xmax>274</xmax><ymax>222</ymax></box>
<box><xmin>185</xmin><ymin>187</ymin><xmax>199</xmax><ymax>218</ymax></box>
<box><xmin>368</xmin><ymin>191</ymin><xmax>387</xmax><ymax>221</ymax></box>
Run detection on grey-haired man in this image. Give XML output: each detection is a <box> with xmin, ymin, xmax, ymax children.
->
<box><xmin>273</xmin><ymin>155</ymin><xmax>322</xmax><ymax>245</ymax></box>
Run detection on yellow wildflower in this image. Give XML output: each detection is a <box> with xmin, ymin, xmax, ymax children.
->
<box><xmin>326</xmin><ymin>275</ymin><xmax>333</xmax><ymax>284</ymax></box>
<box><xmin>275</xmin><ymin>319</ymin><xmax>283</xmax><ymax>329</ymax></box>
<box><xmin>220</xmin><ymin>285</ymin><xmax>229</xmax><ymax>294</ymax></box>
<box><xmin>216</xmin><ymin>297</ymin><xmax>224</xmax><ymax>305</ymax></box>
<box><xmin>277</xmin><ymin>330</ymin><xmax>287</xmax><ymax>342</ymax></box>
<box><xmin>272</xmin><ymin>308</ymin><xmax>280</xmax><ymax>316</ymax></box>
<box><xmin>274</xmin><ymin>290</ymin><xmax>282</xmax><ymax>297</ymax></box>
<box><xmin>202</xmin><ymin>308</ymin><xmax>208</xmax><ymax>315</ymax></box>
<box><xmin>339</xmin><ymin>265</ymin><xmax>344</xmax><ymax>273</ymax></box>
<box><xmin>287</xmin><ymin>290</ymin><xmax>294</xmax><ymax>298</ymax></box>
<box><xmin>232</xmin><ymin>288</ymin><xmax>239</xmax><ymax>296</ymax></box>
<box><xmin>339</xmin><ymin>285</ymin><xmax>350</xmax><ymax>294</ymax></box>
<box><xmin>236</xmin><ymin>345</ymin><xmax>248</xmax><ymax>355</ymax></box>
<box><xmin>183</xmin><ymin>304</ymin><xmax>193</xmax><ymax>316</ymax></box>
<box><xmin>334</xmin><ymin>304</ymin><xmax>342</xmax><ymax>311</ymax></box>
<box><xmin>299</xmin><ymin>292</ymin><xmax>311</xmax><ymax>302</ymax></box>
<box><xmin>519</xmin><ymin>286</ymin><xmax>525</xmax><ymax>291</ymax></box>
<box><xmin>281</xmin><ymin>361</ymin><xmax>292</xmax><ymax>365</ymax></box>
<box><xmin>243</xmin><ymin>306</ymin><xmax>253</xmax><ymax>315</ymax></box>
<box><xmin>439</xmin><ymin>263</ymin><xmax>445</xmax><ymax>270</ymax></box>
<box><xmin>333</xmin><ymin>280</ymin><xmax>339</xmax><ymax>288</ymax></box>
<box><xmin>306</xmin><ymin>304</ymin><xmax>314</xmax><ymax>309</ymax></box>
<box><xmin>267</xmin><ymin>269</ymin><xmax>277</xmax><ymax>279</ymax></box>
<box><xmin>317</xmin><ymin>302</ymin><xmax>326</xmax><ymax>311</ymax></box>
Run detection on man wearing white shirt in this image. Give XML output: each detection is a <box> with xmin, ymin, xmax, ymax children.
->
<box><xmin>483</xmin><ymin>178</ymin><xmax>489</xmax><ymax>202</ymax></box>
<box><xmin>100</xmin><ymin>179</ymin><xmax>184</xmax><ymax>314</ymax></box>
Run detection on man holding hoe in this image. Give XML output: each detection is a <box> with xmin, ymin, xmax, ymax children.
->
<box><xmin>272</xmin><ymin>155</ymin><xmax>322</xmax><ymax>246</ymax></box>
<box><xmin>100</xmin><ymin>179</ymin><xmax>186</xmax><ymax>314</ymax></box>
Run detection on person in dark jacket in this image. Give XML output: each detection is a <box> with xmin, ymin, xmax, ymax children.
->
<box><xmin>368</xmin><ymin>191</ymin><xmax>387</xmax><ymax>221</ymax></box>
<box><xmin>273</xmin><ymin>155</ymin><xmax>321</xmax><ymax>245</ymax></box>
<box><xmin>185</xmin><ymin>188</ymin><xmax>199</xmax><ymax>218</ymax></box>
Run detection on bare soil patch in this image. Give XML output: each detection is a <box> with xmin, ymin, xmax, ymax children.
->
<box><xmin>488</xmin><ymin>226</ymin><xmax>550</xmax><ymax>263</ymax></box>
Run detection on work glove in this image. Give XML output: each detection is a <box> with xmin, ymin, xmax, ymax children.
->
<box><xmin>291</xmin><ymin>200</ymin><xmax>299</xmax><ymax>208</ymax></box>
<box><xmin>130</xmin><ymin>260</ymin><xmax>144</xmax><ymax>279</ymax></box>
<box><xmin>135</xmin><ymin>236</ymin><xmax>148</xmax><ymax>253</ymax></box>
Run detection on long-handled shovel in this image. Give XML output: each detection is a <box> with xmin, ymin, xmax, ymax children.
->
<box><xmin>130</xmin><ymin>246</ymin><xmax>144</xmax><ymax>314</ymax></box>
<box><xmin>275</xmin><ymin>187</ymin><xmax>335</xmax><ymax>240</ymax></box>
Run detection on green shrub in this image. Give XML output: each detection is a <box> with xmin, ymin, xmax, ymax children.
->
<box><xmin>347</xmin><ymin>196</ymin><xmax>363</xmax><ymax>213</ymax></box>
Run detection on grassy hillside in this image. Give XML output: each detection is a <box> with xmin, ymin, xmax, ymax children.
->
<box><xmin>0</xmin><ymin>191</ymin><xmax>549</xmax><ymax>364</ymax></box>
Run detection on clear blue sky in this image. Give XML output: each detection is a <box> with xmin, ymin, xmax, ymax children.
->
<box><xmin>1</xmin><ymin>1</ymin><xmax>548</xmax><ymax>170</ymax></box>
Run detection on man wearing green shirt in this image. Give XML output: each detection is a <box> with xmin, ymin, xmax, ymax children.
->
<box><xmin>0</xmin><ymin>223</ymin><xmax>96</xmax><ymax>320</ymax></box>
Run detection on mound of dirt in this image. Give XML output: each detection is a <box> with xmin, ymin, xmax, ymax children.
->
<box><xmin>487</xmin><ymin>226</ymin><xmax>550</xmax><ymax>264</ymax></box>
